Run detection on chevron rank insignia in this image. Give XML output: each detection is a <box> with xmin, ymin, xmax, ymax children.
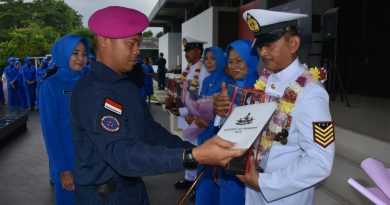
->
<box><xmin>313</xmin><ymin>121</ymin><xmax>335</xmax><ymax>148</ymax></box>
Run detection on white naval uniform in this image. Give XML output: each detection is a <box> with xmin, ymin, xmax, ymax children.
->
<box><xmin>245</xmin><ymin>58</ymin><xmax>335</xmax><ymax>205</ymax></box>
<box><xmin>178</xmin><ymin>59</ymin><xmax>210</xmax><ymax>145</ymax></box>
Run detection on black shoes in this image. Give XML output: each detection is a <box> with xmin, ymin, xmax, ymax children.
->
<box><xmin>174</xmin><ymin>179</ymin><xmax>193</xmax><ymax>190</ymax></box>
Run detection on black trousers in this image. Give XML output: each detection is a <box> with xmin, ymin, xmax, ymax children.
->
<box><xmin>75</xmin><ymin>180</ymin><xmax>150</xmax><ymax>205</ymax></box>
<box><xmin>157</xmin><ymin>71</ymin><xmax>166</xmax><ymax>89</ymax></box>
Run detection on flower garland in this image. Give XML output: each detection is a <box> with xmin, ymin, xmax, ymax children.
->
<box><xmin>254</xmin><ymin>66</ymin><xmax>327</xmax><ymax>150</ymax></box>
<box><xmin>180</xmin><ymin>63</ymin><xmax>192</xmax><ymax>80</ymax></box>
<box><xmin>189</xmin><ymin>61</ymin><xmax>203</xmax><ymax>92</ymax></box>
<box><xmin>180</xmin><ymin>61</ymin><xmax>204</xmax><ymax>104</ymax></box>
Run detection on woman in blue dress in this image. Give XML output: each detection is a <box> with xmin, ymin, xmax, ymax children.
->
<box><xmin>142</xmin><ymin>57</ymin><xmax>154</xmax><ymax>106</ymax></box>
<box><xmin>39</xmin><ymin>34</ymin><xmax>90</xmax><ymax>205</ymax></box>
<box><xmin>219</xmin><ymin>39</ymin><xmax>259</xmax><ymax>205</ymax></box>
<box><xmin>5</xmin><ymin>57</ymin><xmax>18</xmax><ymax>106</ymax></box>
<box><xmin>195</xmin><ymin>46</ymin><xmax>233</xmax><ymax>205</ymax></box>
<box><xmin>14</xmin><ymin>61</ymin><xmax>28</xmax><ymax>108</ymax></box>
<box><xmin>22</xmin><ymin>57</ymin><xmax>36</xmax><ymax>110</ymax></box>
<box><xmin>36</xmin><ymin>58</ymin><xmax>48</xmax><ymax>108</ymax></box>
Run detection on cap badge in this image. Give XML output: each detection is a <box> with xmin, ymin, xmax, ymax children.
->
<box><xmin>246</xmin><ymin>13</ymin><xmax>260</xmax><ymax>33</ymax></box>
<box><xmin>182</xmin><ymin>38</ymin><xmax>187</xmax><ymax>47</ymax></box>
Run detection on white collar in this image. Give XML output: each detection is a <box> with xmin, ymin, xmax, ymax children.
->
<box><xmin>272</xmin><ymin>58</ymin><xmax>301</xmax><ymax>82</ymax></box>
<box><xmin>190</xmin><ymin>59</ymin><xmax>202</xmax><ymax>68</ymax></box>
<box><xmin>266</xmin><ymin>58</ymin><xmax>305</xmax><ymax>97</ymax></box>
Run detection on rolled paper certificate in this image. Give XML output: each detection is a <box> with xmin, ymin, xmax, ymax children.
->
<box><xmin>361</xmin><ymin>158</ymin><xmax>390</xmax><ymax>199</ymax></box>
<box><xmin>348</xmin><ymin>178</ymin><xmax>390</xmax><ymax>205</ymax></box>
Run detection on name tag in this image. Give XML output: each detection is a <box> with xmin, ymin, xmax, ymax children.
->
<box><xmin>63</xmin><ymin>90</ymin><xmax>71</xmax><ymax>95</ymax></box>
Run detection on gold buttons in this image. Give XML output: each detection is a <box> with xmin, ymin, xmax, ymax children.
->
<box><xmin>271</xmin><ymin>84</ymin><xmax>276</xmax><ymax>89</ymax></box>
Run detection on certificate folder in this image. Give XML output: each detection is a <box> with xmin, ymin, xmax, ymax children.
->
<box><xmin>217</xmin><ymin>102</ymin><xmax>277</xmax><ymax>175</ymax></box>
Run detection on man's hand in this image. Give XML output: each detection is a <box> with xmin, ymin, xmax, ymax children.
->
<box><xmin>11</xmin><ymin>83</ymin><xmax>15</xmax><ymax>89</ymax></box>
<box><xmin>213</xmin><ymin>82</ymin><xmax>230</xmax><ymax>117</ymax></box>
<box><xmin>169</xmin><ymin>108</ymin><xmax>180</xmax><ymax>116</ymax></box>
<box><xmin>60</xmin><ymin>171</ymin><xmax>75</xmax><ymax>191</ymax></box>
<box><xmin>192</xmin><ymin>136</ymin><xmax>245</xmax><ymax>166</ymax></box>
<box><xmin>237</xmin><ymin>157</ymin><xmax>260</xmax><ymax>190</ymax></box>
<box><xmin>194</xmin><ymin>118</ymin><xmax>208</xmax><ymax>128</ymax></box>
<box><xmin>185</xmin><ymin>115</ymin><xmax>195</xmax><ymax>124</ymax></box>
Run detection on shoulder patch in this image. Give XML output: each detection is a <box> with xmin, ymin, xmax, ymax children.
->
<box><xmin>100</xmin><ymin>116</ymin><xmax>120</xmax><ymax>132</ymax></box>
<box><xmin>104</xmin><ymin>97</ymin><xmax>123</xmax><ymax>115</ymax></box>
<box><xmin>313</xmin><ymin>121</ymin><xmax>335</xmax><ymax>148</ymax></box>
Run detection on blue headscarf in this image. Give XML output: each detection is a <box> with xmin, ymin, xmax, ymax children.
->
<box><xmin>52</xmin><ymin>34</ymin><xmax>90</xmax><ymax>74</ymax></box>
<box><xmin>24</xmin><ymin>57</ymin><xmax>31</xmax><ymax>64</ymax></box>
<box><xmin>200</xmin><ymin>46</ymin><xmax>233</xmax><ymax>96</ymax></box>
<box><xmin>225</xmin><ymin>40</ymin><xmax>259</xmax><ymax>87</ymax></box>
<box><xmin>14</xmin><ymin>61</ymin><xmax>21</xmax><ymax>67</ymax></box>
<box><xmin>7</xmin><ymin>57</ymin><xmax>15</xmax><ymax>65</ymax></box>
<box><xmin>203</xmin><ymin>46</ymin><xmax>226</xmax><ymax>78</ymax></box>
<box><xmin>41</xmin><ymin>58</ymin><xmax>49</xmax><ymax>69</ymax></box>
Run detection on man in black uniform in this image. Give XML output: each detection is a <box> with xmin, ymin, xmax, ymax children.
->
<box><xmin>155</xmin><ymin>52</ymin><xmax>167</xmax><ymax>90</ymax></box>
<box><xmin>70</xmin><ymin>6</ymin><xmax>243</xmax><ymax>205</ymax></box>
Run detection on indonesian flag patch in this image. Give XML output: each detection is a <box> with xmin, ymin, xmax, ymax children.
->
<box><xmin>313</xmin><ymin>121</ymin><xmax>335</xmax><ymax>148</ymax></box>
<box><xmin>104</xmin><ymin>98</ymin><xmax>123</xmax><ymax>115</ymax></box>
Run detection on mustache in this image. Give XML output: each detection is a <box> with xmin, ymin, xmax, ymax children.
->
<box><xmin>261</xmin><ymin>56</ymin><xmax>272</xmax><ymax>61</ymax></box>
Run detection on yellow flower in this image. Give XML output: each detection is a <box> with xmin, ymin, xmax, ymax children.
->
<box><xmin>279</xmin><ymin>100</ymin><xmax>294</xmax><ymax>113</ymax></box>
<box><xmin>260</xmin><ymin>136</ymin><xmax>273</xmax><ymax>148</ymax></box>
<box><xmin>254</xmin><ymin>79</ymin><xmax>266</xmax><ymax>90</ymax></box>
<box><xmin>309</xmin><ymin>66</ymin><xmax>320</xmax><ymax>81</ymax></box>
<box><xmin>191</xmin><ymin>80</ymin><xmax>198</xmax><ymax>86</ymax></box>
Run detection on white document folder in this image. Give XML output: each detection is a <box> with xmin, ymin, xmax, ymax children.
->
<box><xmin>217</xmin><ymin>102</ymin><xmax>277</xmax><ymax>149</ymax></box>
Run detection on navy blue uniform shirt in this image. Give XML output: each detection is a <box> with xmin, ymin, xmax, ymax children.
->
<box><xmin>70</xmin><ymin>61</ymin><xmax>193</xmax><ymax>185</ymax></box>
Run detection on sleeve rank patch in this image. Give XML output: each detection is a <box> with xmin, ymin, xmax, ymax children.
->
<box><xmin>313</xmin><ymin>121</ymin><xmax>335</xmax><ymax>148</ymax></box>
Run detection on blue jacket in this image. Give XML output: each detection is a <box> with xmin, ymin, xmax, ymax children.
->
<box><xmin>142</xmin><ymin>64</ymin><xmax>154</xmax><ymax>85</ymax></box>
<box><xmin>5</xmin><ymin>57</ymin><xmax>18</xmax><ymax>87</ymax></box>
<box><xmin>36</xmin><ymin>66</ymin><xmax>46</xmax><ymax>84</ymax></box>
<box><xmin>39</xmin><ymin>34</ymin><xmax>90</xmax><ymax>183</ymax></box>
<box><xmin>70</xmin><ymin>60</ymin><xmax>194</xmax><ymax>185</ymax></box>
<box><xmin>14</xmin><ymin>61</ymin><xmax>24</xmax><ymax>89</ymax></box>
<box><xmin>22</xmin><ymin>57</ymin><xmax>36</xmax><ymax>86</ymax></box>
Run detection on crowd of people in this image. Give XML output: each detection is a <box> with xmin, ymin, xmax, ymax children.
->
<box><xmin>1</xmin><ymin>5</ymin><xmax>336</xmax><ymax>205</ymax></box>
<box><xmin>0</xmin><ymin>57</ymin><xmax>52</xmax><ymax>109</ymax></box>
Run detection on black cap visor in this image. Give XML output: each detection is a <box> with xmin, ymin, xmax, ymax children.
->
<box><xmin>184</xmin><ymin>43</ymin><xmax>203</xmax><ymax>51</ymax></box>
<box><xmin>252</xmin><ymin>20</ymin><xmax>299</xmax><ymax>48</ymax></box>
<box><xmin>252</xmin><ymin>32</ymin><xmax>285</xmax><ymax>48</ymax></box>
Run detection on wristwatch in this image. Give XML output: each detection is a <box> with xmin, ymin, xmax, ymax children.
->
<box><xmin>182</xmin><ymin>148</ymin><xmax>198</xmax><ymax>169</ymax></box>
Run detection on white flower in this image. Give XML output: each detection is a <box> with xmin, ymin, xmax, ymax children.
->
<box><xmin>290</xmin><ymin>82</ymin><xmax>303</xmax><ymax>93</ymax></box>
